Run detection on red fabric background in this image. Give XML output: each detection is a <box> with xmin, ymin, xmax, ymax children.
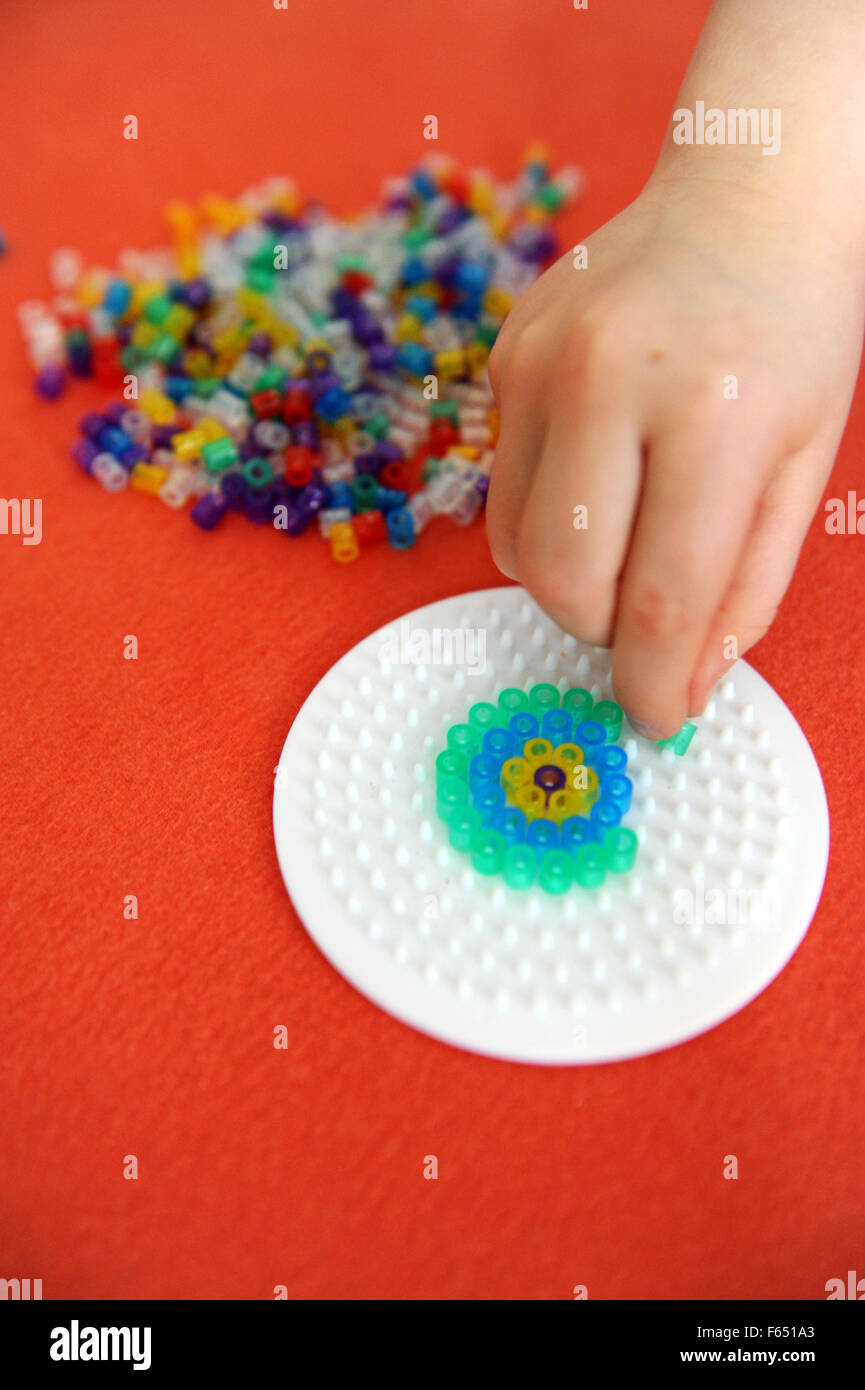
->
<box><xmin>1</xmin><ymin>0</ymin><xmax>863</xmax><ymax>1300</ymax></box>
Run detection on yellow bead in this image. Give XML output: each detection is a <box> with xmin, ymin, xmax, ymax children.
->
<box><xmin>395</xmin><ymin>314</ymin><xmax>424</xmax><ymax>343</ymax></box>
<box><xmin>138</xmin><ymin>389</ymin><xmax>177</xmax><ymax>425</ymax></box>
<box><xmin>501</xmin><ymin>757</ymin><xmax>532</xmax><ymax>797</ymax></box>
<box><xmin>523</xmin><ymin>737</ymin><xmax>554</xmax><ymax>768</ymax></box>
<box><xmin>130</xmin><ymin>463</ymin><xmax>169</xmax><ymax>495</ymax></box>
<box><xmin>434</xmin><ymin>349</ymin><xmax>466</xmax><ymax>379</ymax></box>
<box><xmin>483</xmin><ymin>287</ymin><xmax>514</xmax><ymax>319</ymax></box>
<box><xmin>164</xmin><ymin>305</ymin><xmax>196</xmax><ymax>339</ymax></box>
<box><xmin>197</xmin><ymin>417</ymin><xmax>228</xmax><ymax>442</ymax></box>
<box><xmin>553</xmin><ymin>743</ymin><xmax>584</xmax><ymax>774</ymax></box>
<box><xmin>464</xmin><ymin>342</ymin><xmax>489</xmax><ymax>374</ymax></box>
<box><xmin>182</xmin><ymin>349</ymin><xmax>213</xmax><ymax>379</ymax></box>
<box><xmin>468</xmin><ymin>176</ymin><xmax>495</xmax><ymax>215</ymax></box>
<box><xmin>131</xmin><ymin>321</ymin><xmax>158</xmax><ymax>349</ymax></box>
<box><xmin>548</xmin><ymin>789</ymin><xmax>582</xmax><ymax>825</ymax></box>
<box><xmin>176</xmin><ymin>244</ymin><xmax>201</xmax><ymax>278</ymax></box>
<box><xmin>570</xmin><ymin>765</ymin><xmax>599</xmax><ymax>812</ymax></box>
<box><xmin>449</xmin><ymin>445</ymin><xmax>480</xmax><ymax>460</ymax></box>
<box><xmin>200</xmin><ymin>195</ymin><xmax>252</xmax><ymax>232</ymax></box>
<box><xmin>213</xmin><ymin>326</ymin><xmax>245</xmax><ymax>355</ymax></box>
<box><xmin>170</xmin><ymin>428</ymin><xmax>208</xmax><ymax>461</ymax></box>
<box><xmin>524</xmin><ymin>139</ymin><xmax>551</xmax><ymax>164</ymax></box>
<box><xmin>78</xmin><ymin>273</ymin><xmax>107</xmax><ymax>307</ymax></box>
<box><xmin>131</xmin><ymin>281</ymin><xmax>164</xmax><ymax>313</ymax></box>
<box><xmin>513</xmin><ymin>785</ymin><xmax>547</xmax><ymax>822</ymax></box>
<box><xmin>330</xmin><ymin>522</ymin><xmax>359</xmax><ymax>563</ymax></box>
<box><xmin>164</xmin><ymin>200</ymin><xmax>197</xmax><ymax>240</ymax></box>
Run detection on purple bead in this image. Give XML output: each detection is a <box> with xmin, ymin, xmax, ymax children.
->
<box><xmin>434</xmin><ymin>255</ymin><xmax>460</xmax><ymax>287</ymax></box>
<box><xmin>475</xmin><ymin>474</ymin><xmax>490</xmax><ymax>499</ymax></box>
<box><xmin>151</xmin><ymin>424</ymin><xmax>175</xmax><ymax>450</ymax></box>
<box><xmin>245</xmin><ymin>485</ymin><xmax>278</xmax><ymax>523</ymax></box>
<box><xmin>279</xmin><ymin>503</ymin><xmax>309</xmax><ymax>536</ymax></box>
<box><xmin>34</xmin><ymin>364</ymin><xmax>65</xmax><ymax>399</ymax></box>
<box><xmin>103</xmin><ymin>401</ymin><xmax>126</xmax><ymax>425</ymax></box>
<box><xmin>376</xmin><ymin>440</ymin><xmax>404</xmax><ymax>462</ymax></box>
<box><xmin>239</xmin><ymin>438</ymin><xmax>260</xmax><ymax>462</ymax></box>
<box><xmin>353</xmin><ymin>452</ymin><xmax>382</xmax><ymax>477</ymax></box>
<box><xmin>71</xmin><ymin>439</ymin><xmax>99</xmax><ymax>473</ymax></box>
<box><xmin>296</xmin><ymin>482</ymin><xmax>327</xmax><ymax>516</ymax></box>
<box><xmin>368</xmin><ymin>342</ymin><xmax>396</xmax><ymax>371</ymax></box>
<box><xmin>384</xmin><ymin>196</ymin><xmax>412</xmax><ymax>214</ymax></box>
<box><xmin>220</xmin><ymin>472</ymin><xmax>248</xmax><ymax>510</ymax></box>
<box><xmin>68</xmin><ymin>344</ymin><xmax>93</xmax><ymax>377</ymax></box>
<box><xmin>435</xmin><ymin>205</ymin><xmax>466</xmax><ymax>236</ymax></box>
<box><xmin>79</xmin><ymin>411</ymin><xmax>106</xmax><ymax>440</ymax></box>
<box><xmin>184</xmin><ymin>278</ymin><xmax>211</xmax><ymax>310</ymax></box>
<box><xmin>115</xmin><ymin>324</ymin><xmax>133</xmax><ymax>347</ymax></box>
<box><xmin>291</xmin><ymin>421</ymin><xmax>319</xmax><ymax>450</ymax></box>
<box><xmin>190</xmin><ymin>493</ymin><xmax>227</xmax><ymax>530</ymax></box>
<box><xmin>247</xmin><ymin>331</ymin><xmax>272</xmax><ymax>357</ymax></box>
<box><xmin>123</xmin><ymin>443</ymin><xmax>150</xmax><ymax>466</ymax></box>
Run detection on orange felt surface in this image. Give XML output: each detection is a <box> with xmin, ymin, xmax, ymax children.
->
<box><xmin>1</xmin><ymin>0</ymin><xmax>863</xmax><ymax>1302</ymax></box>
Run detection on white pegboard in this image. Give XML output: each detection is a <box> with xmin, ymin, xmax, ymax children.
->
<box><xmin>273</xmin><ymin>586</ymin><xmax>829</xmax><ymax>1064</ymax></box>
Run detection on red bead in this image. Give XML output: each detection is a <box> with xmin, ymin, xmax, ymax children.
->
<box><xmin>442</xmin><ymin>170</ymin><xmax>469</xmax><ymax>203</ymax></box>
<box><xmin>379</xmin><ymin>460</ymin><xmax>412</xmax><ymax>491</ymax></box>
<box><xmin>352</xmin><ymin>509</ymin><xmax>386</xmax><ymax>544</ymax></box>
<box><xmin>249</xmin><ymin>388</ymin><xmax>282</xmax><ymax>419</ymax></box>
<box><xmin>284</xmin><ymin>445</ymin><xmax>314</xmax><ymax>486</ymax></box>
<box><xmin>341</xmin><ymin>270</ymin><xmax>374</xmax><ymax>295</ymax></box>
<box><xmin>282</xmin><ymin>386</ymin><xmax>312</xmax><ymax>423</ymax></box>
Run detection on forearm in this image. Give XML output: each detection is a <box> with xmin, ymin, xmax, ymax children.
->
<box><xmin>649</xmin><ymin>0</ymin><xmax>865</xmax><ymax>267</ymax></box>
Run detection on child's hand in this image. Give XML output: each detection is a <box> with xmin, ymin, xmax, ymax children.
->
<box><xmin>486</xmin><ymin>176</ymin><xmax>864</xmax><ymax>737</ymax></box>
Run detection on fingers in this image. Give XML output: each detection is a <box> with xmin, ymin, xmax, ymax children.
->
<box><xmin>611</xmin><ymin>417</ymin><xmax>773</xmax><ymax>738</ymax></box>
<box><xmin>485</xmin><ymin>398</ymin><xmax>547</xmax><ymax>580</ymax></box>
<box><xmin>512</xmin><ymin>402</ymin><xmax>643</xmax><ymax>645</ymax></box>
<box><xmin>688</xmin><ymin>446</ymin><xmax>833</xmax><ymax>714</ymax></box>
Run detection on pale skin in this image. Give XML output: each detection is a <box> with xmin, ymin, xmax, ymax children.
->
<box><xmin>486</xmin><ymin>0</ymin><xmax>865</xmax><ymax>738</ymax></box>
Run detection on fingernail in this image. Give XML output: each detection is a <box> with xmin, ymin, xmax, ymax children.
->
<box><xmin>628</xmin><ymin>717</ymin><xmax>663</xmax><ymax>740</ymax></box>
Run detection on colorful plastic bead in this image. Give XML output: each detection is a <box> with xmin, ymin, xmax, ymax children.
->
<box><xmin>656</xmin><ymin>721</ymin><xmax>698</xmax><ymax>756</ymax></box>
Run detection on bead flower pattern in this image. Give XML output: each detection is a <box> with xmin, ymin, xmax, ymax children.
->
<box><xmin>435</xmin><ymin>684</ymin><xmax>638</xmax><ymax>893</ymax></box>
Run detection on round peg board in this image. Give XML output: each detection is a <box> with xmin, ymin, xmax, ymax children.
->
<box><xmin>273</xmin><ymin>586</ymin><xmax>829</xmax><ymax>1064</ymax></box>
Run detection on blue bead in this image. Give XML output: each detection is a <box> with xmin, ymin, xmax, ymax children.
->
<box><xmin>482</xmin><ymin>727</ymin><xmax>517</xmax><ymax>764</ymax></box>
<box><xmin>386</xmin><ymin>507</ymin><xmax>415</xmax><ymax>549</ymax></box>
<box><xmin>602</xmin><ymin>773</ymin><xmax>633</xmax><ymax>813</ymax></box>
<box><xmin>325</xmin><ymin>481</ymin><xmax>353</xmax><ymax>510</ymax></box>
<box><xmin>561</xmin><ymin>816</ymin><xmax>593</xmax><ymax>851</ymax></box>
<box><xmin>590</xmin><ymin>799</ymin><xmax>622</xmax><ymax>839</ymax></box>
<box><xmin>541</xmin><ymin>709</ymin><xmax>572</xmax><ymax>745</ymax></box>
<box><xmin>410</xmin><ymin>170</ymin><xmax>438</xmax><ymax>199</ymax></box>
<box><xmin>526</xmin><ymin>818</ymin><xmax>560</xmax><ymax>856</ymax></box>
<box><xmin>454</xmin><ymin>261</ymin><xmax>489</xmax><ymax>294</ymax></box>
<box><xmin>575</xmin><ymin>720</ymin><xmax>607</xmax><ymax>763</ymax></box>
<box><xmin>595</xmin><ymin>745</ymin><xmax>628</xmax><ymax>776</ymax></box>
<box><xmin>509</xmin><ymin>712</ymin><xmax>539</xmax><ymax>743</ymax></box>
<box><xmin>400</xmin><ymin>255</ymin><xmax>429</xmax><ymax>286</ymax></box>
<box><xmin>376</xmin><ymin>487</ymin><xmax>408</xmax><ymax>512</ymax></box>
<box><xmin>469</xmin><ymin>754</ymin><xmax>501</xmax><ymax>793</ymax></box>
<box><xmin>472</xmin><ymin>782</ymin><xmax>505</xmax><ymax>826</ymax></box>
<box><xmin>492</xmin><ymin>806</ymin><xmax>527</xmax><ymax>845</ymax></box>
<box><xmin>98</xmin><ymin>425</ymin><xmax>133</xmax><ymax>458</ymax></box>
<box><xmin>103</xmin><ymin>279</ymin><xmax>132</xmax><ymax>316</ymax></box>
<box><xmin>404</xmin><ymin>294</ymin><xmax>437</xmax><ymax>322</ymax></box>
<box><xmin>396</xmin><ymin>342</ymin><xmax>434</xmax><ymax>376</ymax></box>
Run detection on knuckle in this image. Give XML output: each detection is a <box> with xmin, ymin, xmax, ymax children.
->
<box><xmin>622</xmin><ymin>584</ymin><xmax>690</xmax><ymax>646</ymax></box>
<box><xmin>516</xmin><ymin>542</ymin><xmax>613</xmax><ymax>643</ymax></box>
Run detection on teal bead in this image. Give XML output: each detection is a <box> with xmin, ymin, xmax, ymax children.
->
<box><xmin>503</xmin><ymin>843</ymin><xmax>536</xmax><ymax>889</ymax></box>
<box><xmin>468</xmin><ymin>701</ymin><xmax>503</xmax><ymax>734</ymax></box>
<box><xmin>562</xmin><ymin>687</ymin><xmax>594</xmax><ymax>721</ymax></box>
<box><xmin>446</xmin><ymin>722</ymin><xmax>481</xmax><ymax>757</ymax></box>
<box><xmin>497</xmin><ymin>687</ymin><xmax>529</xmax><ymax>717</ymax></box>
<box><xmin>243</xmin><ymin>457</ymin><xmax>273</xmax><ymax>488</ymax></box>
<box><xmin>202</xmin><ymin>436</ymin><xmax>239</xmax><ymax>473</ymax></box>
<box><xmin>604</xmin><ymin>826</ymin><xmax>638</xmax><ymax>873</ymax></box>
<box><xmin>592</xmin><ymin>700</ymin><xmax>623</xmax><ymax>741</ymax></box>
<box><xmin>656</xmin><ymin>721</ymin><xmax>697</xmax><ymax>756</ymax></box>
<box><xmin>539</xmin><ymin>849</ymin><xmax>574</xmax><ymax>895</ymax></box>
<box><xmin>436</xmin><ymin>776</ymin><xmax>469</xmax><ymax>823</ymax></box>
<box><xmin>573</xmin><ymin>842</ymin><xmax>607</xmax><ymax>888</ymax></box>
<box><xmin>436</xmin><ymin>749</ymin><xmax>467</xmax><ymax>783</ymax></box>
<box><xmin>449</xmin><ymin>807</ymin><xmax>480</xmax><ymax>852</ymax></box>
<box><xmin>528</xmin><ymin>683</ymin><xmax>559</xmax><ymax>717</ymax></box>
<box><xmin>470</xmin><ymin>829</ymin><xmax>506</xmax><ymax>875</ymax></box>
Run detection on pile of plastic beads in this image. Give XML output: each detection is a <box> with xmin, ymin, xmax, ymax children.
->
<box><xmin>436</xmin><ymin>684</ymin><xmax>640</xmax><ymax>895</ymax></box>
<box><xmin>19</xmin><ymin>148</ymin><xmax>579</xmax><ymax>559</ymax></box>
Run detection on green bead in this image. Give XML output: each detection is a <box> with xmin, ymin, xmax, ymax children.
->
<box><xmin>243</xmin><ymin>457</ymin><xmax>273</xmax><ymax>488</ymax></box>
<box><xmin>468</xmin><ymin>702</ymin><xmax>502</xmax><ymax>734</ymax></box>
<box><xmin>470</xmin><ymin>829</ymin><xmax>506</xmax><ymax>876</ymax></box>
<box><xmin>573</xmin><ymin>843</ymin><xmax>607</xmax><ymax>889</ymax></box>
<box><xmin>336</xmin><ymin>252</ymin><xmax>370</xmax><ymax>272</ymax></box>
<box><xmin>143</xmin><ymin>293</ymin><xmax>172</xmax><ymax>325</ymax></box>
<box><xmin>446</xmin><ymin>723</ymin><xmax>481</xmax><ymax>757</ymax></box>
<box><xmin>497</xmin><ymin>687</ymin><xmax>529</xmax><ymax>717</ymax></box>
<box><xmin>592</xmin><ymin>700</ymin><xmax>623</xmax><ymax>741</ymax></box>
<box><xmin>436</xmin><ymin>777</ymin><xmax>469</xmax><ymax>824</ymax></box>
<box><xmin>562</xmin><ymin>687</ymin><xmax>594</xmax><ymax>721</ymax></box>
<box><xmin>65</xmin><ymin>328</ymin><xmax>88</xmax><ymax>349</ymax></box>
<box><xmin>604</xmin><ymin>827</ymin><xmax>638</xmax><ymax>873</ymax></box>
<box><xmin>503</xmin><ymin>844</ymin><xmax>536</xmax><ymax>889</ymax></box>
<box><xmin>539</xmin><ymin>849</ymin><xmax>574</xmax><ymax>895</ymax></box>
<box><xmin>246</xmin><ymin>265</ymin><xmax>274</xmax><ymax>293</ymax></box>
<box><xmin>436</xmin><ymin>749</ymin><xmax>467</xmax><ymax>783</ymax></box>
<box><xmin>194</xmin><ymin>377</ymin><xmax>222</xmax><ymax>398</ymax></box>
<box><xmin>475</xmin><ymin>320</ymin><xmax>498</xmax><ymax>347</ymax></box>
<box><xmin>365</xmin><ymin>413</ymin><xmax>391</xmax><ymax>439</ymax></box>
<box><xmin>448</xmin><ymin>808</ymin><xmax>479</xmax><ymax>852</ymax></box>
<box><xmin>253</xmin><ymin>364</ymin><xmax>287</xmax><ymax>393</ymax></box>
<box><xmin>202</xmin><ymin>436</ymin><xmax>239</xmax><ymax>473</ymax></box>
<box><xmin>536</xmin><ymin>183</ymin><xmax>565</xmax><ymax>212</ymax></box>
<box><xmin>656</xmin><ymin>721</ymin><xmax>697</xmax><ymax>756</ymax></box>
<box><xmin>402</xmin><ymin>226</ymin><xmax>431</xmax><ymax>251</ymax></box>
<box><xmin>120</xmin><ymin>345</ymin><xmax>141</xmax><ymax>370</ymax></box>
<box><xmin>148</xmin><ymin>332</ymin><xmax>179</xmax><ymax>362</ymax></box>
<box><xmin>429</xmin><ymin>399</ymin><xmax>459</xmax><ymax>421</ymax></box>
<box><xmin>421</xmin><ymin>456</ymin><xmax>442</xmax><ymax>481</ymax></box>
<box><xmin>351</xmin><ymin>474</ymin><xmax>379</xmax><ymax>512</ymax></box>
<box><xmin>529</xmin><ymin>683</ymin><xmax>560</xmax><ymax>717</ymax></box>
